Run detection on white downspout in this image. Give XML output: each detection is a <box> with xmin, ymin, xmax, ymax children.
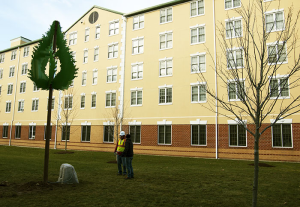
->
<box><xmin>213</xmin><ymin>0</ymin><xmax>218</xmax><ymax>159</ymax></box>
<box><xmin>9</xmin><ymin>47</ymin><xmax>21</xmax><ymax>146</ymax></box>
<box><xmin>119</xmin><ymin>16</ymin><xmax>127</xmax><ymax>131</ymax></box>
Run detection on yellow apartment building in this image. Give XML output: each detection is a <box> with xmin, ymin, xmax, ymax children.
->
<box><xmin>0</xmin><ymin>0</ymin><xmax>299</xmax><ymax>162</ymax></box>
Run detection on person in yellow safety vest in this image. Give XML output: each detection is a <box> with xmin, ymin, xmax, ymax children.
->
<box><xmin>114</xmin><ymin>131</ymin><xmax>127</xmax><ymax>175</ymax></box>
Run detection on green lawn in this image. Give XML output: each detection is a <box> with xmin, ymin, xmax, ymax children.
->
<box><xmin>0</xmin><ymin>146</ymin><xmax>299</xmax><ymax>207</ymax></box>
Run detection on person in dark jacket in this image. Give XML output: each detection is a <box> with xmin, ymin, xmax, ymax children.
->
<box><xmin>122</xmin><ymin>134</ymin><xmax>134</xmax><ymax>179</ymax></box>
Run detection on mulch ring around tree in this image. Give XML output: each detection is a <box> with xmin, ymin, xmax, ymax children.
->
<box><xmin>248</xmin><ymin>163</ymin><xmax>275</xmax><ymax>167</ymax></box>
<box><xmin>54</xmin><ymin>151</ymin><xmax>75</xmax><ymax>154</ymax></box>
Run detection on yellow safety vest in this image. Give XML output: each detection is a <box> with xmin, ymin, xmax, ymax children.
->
<box><xmin>117</xmin><ymin>139</ymin><xmax>126</xmax><ymax>152</ymax></box>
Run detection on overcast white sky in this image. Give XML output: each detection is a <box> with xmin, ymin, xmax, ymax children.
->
<box><xmin>0</xmin><ymin>0</ymin><xmax>171</xmax><ymax>50</ymax></box>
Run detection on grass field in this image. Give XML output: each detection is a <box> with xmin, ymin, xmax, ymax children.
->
<box><xmin>0</xmin><ymin>146</ymin><xmax>299</xmax><ymax>207</ymax></box>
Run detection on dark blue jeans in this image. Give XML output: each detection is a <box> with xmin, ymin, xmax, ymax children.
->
<box><xmin>125</xmin><ymin>157</ymin><xmax>134</xmax><ymax>178</ymax></box>
<box><xmin>117</xmin><ymin>154</ymin><xmax>127</xmax><ymax>175</ymax></box>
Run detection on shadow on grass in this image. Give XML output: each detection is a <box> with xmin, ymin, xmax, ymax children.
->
<box><xmin>248</xmin><ymin>163</ymin><xmax>275</xmax><ymax>167</ymax></box>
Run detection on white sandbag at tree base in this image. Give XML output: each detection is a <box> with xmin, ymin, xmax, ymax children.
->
<box><xmin>57</xmin><ymin>163</ymin><xmax>79</xmax><ymax>184</ymax></box>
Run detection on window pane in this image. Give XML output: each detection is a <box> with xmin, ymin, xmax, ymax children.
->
<box><xmin>282</xmin><ymin>124</ymin><xmax>292</xmax><ymax>147</ymax></box>
<box><xmin>273</xmin><ymin>125</ymin><xmax>281</xmax><ymax>147</ymax></box>
<box><xmin>165</xmin><ymin>126</ymin><xmax>171</xmax><ymax>144</ymax></box>
<box><xmin>230</xmin><ymin>125</ymin><xmax>237</xmax><ymax>146</ymax></box>
<box><xmin>238</xmin><ymin>125</ymin><xmax>246</xmax><ymax>146</ymax></box>
<box><xmin>158</xmin><ymin>126</ymin><xmax>165</xmax><ymax>143</ymax></box>
<box><xmin>270</xmin><ymin>79</ymin><xmax>278</xmax><ymax>97</ymax></box>
<box><xmin>191</xmin><ymin>125</ymin><xmax>199</xmax><ymax>145</ymax></box>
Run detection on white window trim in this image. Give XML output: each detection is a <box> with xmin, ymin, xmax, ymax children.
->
<box><xmin>68</xmin><ymin>31</ymin><xmax>77</xmax><ymax>46</ymax></box>
<box><xmin>84</xmin><ymin>28</ymin><xmax>90</xmax><ymax>42</ymax></box>
<box><xmin>265</xmin><ymin>9</ymin><xmax>285</xmax><ymax>32</ymax></box>
<box><xmin>225</xmin><ymin>16</ymin><xmax>243</xmax><ymax>39</ymax></box>
<box><xmin>21</xmin><ymin>63</ymin><xmax>28</xmax><ymax>75</ymax></box>
<box><xmin>5</xmin><ymin>101</ymin><xmax>12</xmax><ymax>113</ymax></box>
<box><xmin>190</xmin><ymin>24</ymin><xmax>206</xmax><ymax>45</ymax></box>
<box><xmin>190</xmin><ymin>0</ymin><xmax>205</xmax><ymax>18</ymax></box>
<box><xmin>109</xmin><ymin>19</ymin><xmax>120</xmax><ymax>36</ymax></box>
<box><xmin>95</xmin><ymin>25</ymin><xmax>101</xmax><ymax>39</ymax></box>
<box><xmin>91</xmin><ymin>92</ymin><xmax>97</xmax><ymax>109</ymax></box>
<box><xmin>31</xmin><ymin>98</ymin><xmax>39</xmax><ymax>112</ymax></box>
<box><xmin>92</xmin><ymin>69</ymin><xmax>98</xmax><ymax>85</ymax></box>
<box><xmin>159</xmin><ymin>31</ymin><xmax>173</xmax><ymax>51</ymax></box>
<box><xmin>105</xmin><ymin>90</ymin><xmax>117</xmax><ymax>108</ymax></box>
<box><xmin>191</xmin><ymin>52</ymin><xmax>206</xmax><ymax>73</ymax></box>
<box><xmin>133</xmin><ymin>14</ymin><xmax>145</xmax><ymax>31</ymax></box>
<box><xmin>83</xmin><ymin>48</ymin><xmax>88</xmax><ymax>64</ymax></box>
<box><xmin>7</xmin><ymin>83</ymin><xmax>13</xmax><ymax>95</ymax></box>
<box><xmin>106</xmin><ymin>66</ymin><xmax>118</xmax><ymax>83</ymax></box>
<box><xmin>224</xmin><ymin>0</ymin><xmax>242</xmax><ymax>10</ymax></box>
<box><xmin>158</xmin><ymin>84</ymin><xmax>173</xmax><ymax>105</ymax></box>
<box><xmin>131</xmin><ymin>62</ymin><xmax>143</xmax><ymax>80</ymax></box>
<box><xmin>227</xmin><ymin>79</ymin><xmax>245</xmax><ymax>101</ymax></box>
<box><xmin>82</xmin><ymin>71</ymin><xmax>87</xmax><ymax>86</ymax></box>
<box><xmin>159</xmin><ymin>57</ymin><xmax>173</xmax><ymax>77</ymax></box>
<box><xmin>228</xmin><ymin>119</ymin><xmax>248</xmax><ymax>147</ymax></box>
<box><xmin>80</xmin><ymin>94</ymin><xmax>86</xmax><ymax>110</ymax></box>
<box><xmin>190</xmin><ymin>121</ymin><xmax>207</xmax><ymax>146</ymax></box>
<box><xmin>9</xmin><ymin>66</ymin><xmax>15</xmax><ymax>78</ymax></box>
<box><xmin>64</xmin><ymin>95</ymin><xmax>73</xmax><ymax>110</ymax></box>
<box><xmin>267</xmin><ymin>41</ymin><xmax>288</xmax><ymax>65</ymax></box>
<box><xmin>190</xmin><ymin>82</ymin><xmax>207</xmax><ymax>103</ymax></box>
<box><xmin>108</xmin><ymin>42</ymin><xmax>119</xmax><ymax>59</ymax></box>
<box><xmin>226</xmin><ymin>47</ymin><xmax>244</xmax><ymax>69</ymax></box>
<box><xmin>160</xmin><ymin>7</ymin><xmax>173</xmax><ymax>25</ymax></box>
<box><xmin>0</xmin><ymin>68</ymin><xmax>3</xmax><ymax>79</ymax></box>
<box><xmin>132</xmin><ymin>37</ymin><xmax>144</xmax><ymax>55</ymax></box>
<box><xmin>129</xmin><ymin>120</ymin><xmax>142</xmax><ymax>125</ymax></box>
<box><xmin>19</xmin><ymin>81</ymin><xmax>26</xmax><ymax>94</ymax></box>
<box><xmin>271</xmin><ymin>119</ymin><xmax>293</xmax><ymax>148</ymax></box>
<box><xmin>130</xmin><ymin>88</ymin><xmax>143</xmax><ymax>107</ymax></box>
<box><xmin>269</xmin><ymin>74</ymin><xmax>290</xmax><ymax>99</ymax></box>
<box><xmin>157</xmin><ymin>122</ymin><xmax>172</xmax><ymax>145</ymax></box>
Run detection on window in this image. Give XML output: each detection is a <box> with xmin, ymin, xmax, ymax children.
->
<box><xmin>47</xmin><ymin>97</ymin><xmax>55</xmax><ymax>110</ymax></box>
<box><xmin>109</xmin><ymin>20</ymin><xmax>119</xmax><ymax>35</ymax></box>
<box><xmin>158</xmin><ymin>125</ymin><xmax>171</xmax><ymax>144</ymax></box>
<box><xmin>91</xmin><ymin>94</ymin><xmax>96</xmax><ymax>108</ymax></box>
<box><xmin>94</xmin><ymin>47</ymin><xmax>99</xmax><ymax>61</ymax></box>
<box><xmin>69</xmin><ymin>32</ymin><xmax>77</xmax><ymax>45</ymax></box>
<box><xmin>72</xmin><ymin>51</ymin><xmax>76</xmax><ymax>60</ymax></box>
<box><xmin>160</xmin><ymin>32</ymin><xmax>172</xmax><ymax>50</ymax></box>
<box><xmin>80</xmin><ymin>95</ymin><xmax>85</xmax><ymax>109</ymax></box>
<box><xmin>191</xmin><ymin>83</ymin><xmax>206</xmax><ymax>102</ymax></box>
<box><xmin>228</xmin><ymin>80</ymin><xmax>245</xmax><ymax>101</ymax></box>
<box><xmin>81</xmin><ymin>125</ymin><xmax>91</xmax><ymax>142</ymax></box>
<box><xmin>6</xmin><ymin>101</ymin><xmax>11</xmax><ymax>113</ymax></box>
<box><xmin>95</xmin><ymin>25</ymin><xmax>100</xmax><ymax>39</ymax></box>
<box><xmin>104</xmin><ymin>125</ymin><xmax>114</xmax><ymax>142</ymax></box>
<box><xmin>108</xmin><ymin>43</ymin><xmax>118</xmax><ymax>58</ymax></box>
<box><xmin>226</xmin><ymin>19</ymin><xmax>242</xmax><ymax>38</ymax></box>
<box><xmin>159</xmin><ymin>86</ymin><xmax>172</xmax><ymax>104</ymax></box>
<box><xmin>266</xmin><ymin>10</ymin><xmax>284</xmax><ymax>32</ymax></box>
<box><xmin>225</xmin><ymin>0</ymin><xmax>241</xmax><ymax>9</ymax></box>
<box><xmin>11</xmin><ymin>50</ymin><xmax>17</xmax><ymax>60</ymax></box>
<box><xmin>83</xmin><ymin>49</ymin><xmax>88</xmax><ymax>63</ymax></box>
<box><xmin>270</xmin><ymin>77</ymin><xmax>289</xmax><ymax>98</ymax></box>
<box><xmin>131</xmin><ymin>63</ymin><xmax>143</xmax><ymax>80</ymax></box>
<box><xmin>3</xmin><ymin>125</ymin><xmax>8</xmax><ymax>138</ymax></box>
<box><xmin>29</xmin><ymin>125</ymin><xmax>36</xmax><ymax>139</ymax></box>
<box><xmin>21</xmin><ymin>64</ymin><xmax>28</xmax><ymax>75</ymax></box>
<box><xmin>64</xmin><ymin>96</ymin><xmax>73</xmax><ymax>110</ymax></box>
<box><xmin>132</xmin><ymin>37</ymin><xmax>144</xmax><ymax>55</ymax></box>
<box><xmin>191</xmin><ymin>53</ymin><xmax>206</xmax><ymax>72</ymax></box>
<box><xmin>272</xmin><ymin>124</ymin><xmax>292</xmax><ymax>147</ymax></box>
<box><xmin>82</xmin><ymin>71</ymin><xmax>87</xmax><ymax>86</ymax></box>
<box><xmin>33</xmin><ymin>84</ymin><xmax>39</xmax><ymax>92</ymax></box>
<box><xmin>93</xmin><ymin>70</ymin><xmax>98</xmax><ymax>84</ymax></box>
<box><xmin>191</xmin><ymin>125</ymin><xmax>206</xmax><ymax>145</ymax></box>
<box><xmin>267</xmin><ymin>42</ymin><xmax>287</xmax><ymax>64</ymax></box>
<box><xmin>7</xmin><ymin>84</ymin><xmax>13</xmax><ymax>95</ymax></box>
<box><xmin>0</xmin><ymin>69</ymin><xmax>3</xmax><ymax>79</ymax></box>
<box><xmin>191</xmin><ymin>25</ymin><xmax>205</xmax><ymax>44</ymax></box>
<box><xmin>23</xmin><ymin>47</ymin><xmax>29</xmax><ymax>57</ymax></box>
<box><xmin>130</xmin><ymin>125</ymin><xmax>141</xmax><ymax>143</ymax></box>
<box><xmin>160</xmin><ymin>8</ymin><xmax>172</xmax><ymax>24</ymax></box>
<box><xmin>44</xmin><ymin>125</ymin><xmax>52</xmax><ymax>140</ymax></box>
<box><xmin>32</xmin><ymin>99</ymin><xmax>39</xmax><ymax>111</ymax></box>
<box><xmin>15</xmin><ymin>125</ymin><xmax>21</xmax><ymax>139</ymax></box>
<box><xmin>62</xmin><ymin>125</ymin><xmax>70</xmax><ymax>141</ymax></box>
<box><xmin>133</xmin><ymin>15</ymin><xmax>144</xmax><ymax>30</ymax></box>
<box><xmin>159</xmin><ymin>58</ymin><xmax>172</xmax><ymax>77</ymax></box>
<box><xmin>227</xmin><ymin>48</ymin><xmax>243</xmax><ymax>69</ymax></box>
<box><xmin>191</xmin><ymin>0</ymin><xmax>204</xmax><ymax>17</ymax></box>
<box><xmin>85</xmin><ymin>28</ymin><xmax>90</xmax><ymax>42</ymax></box>
<box><xmin>18</xmin><ymin>100</ymin><xmax>24</xmax><ymax>112</ymax></box>
<box><xmin>107</xmin><ymin>67</ymin><xmax>117</xmax><ymax>83</ymax></box>
<box><xmin>0</xmin><ymin>85</ymin><xmax>2</xmax><ymax>95</ymax></box>
<box><xmin>106</xmin><ymin>92</ymin><xmax>116</xmax><ymax>107</ymax></box>
<box><xmin>131</xmin><ymin>90</ymin><xmax>142</xmax><ymax>106</ymax></box>
<box><xmin>229</xmin><ymin>124</ymin><xmax>246</xmax><ymax>146</ymax></box>
<box><xmin>0</xmin><ymin>54</ymin><xmax>4</xmax><ymax>63</ymax></box>
<box><xmin>9</xmin><ymin>66</ymin><xmax>15</xmax><ymax>77</ymax></box>
<box><xmin>20</xmin><ymin>82</ymin><xmax>26</xmax><ymax>93</ymax></box>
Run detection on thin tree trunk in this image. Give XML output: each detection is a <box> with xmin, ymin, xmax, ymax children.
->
<box><xmin>65</xmin><ymin>112</ymin><xmax>68</xmax><ymax>151</ymax></box>
<box><xmin>252</xmin><ymin>131</ymin><xmax>260</xmax><ymax>207</ymax></box>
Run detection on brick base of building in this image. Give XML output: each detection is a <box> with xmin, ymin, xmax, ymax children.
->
<box><xmin>1</xmin><ymin>124</ymin><xmax>299</xmax><ymax>162</ymax></box>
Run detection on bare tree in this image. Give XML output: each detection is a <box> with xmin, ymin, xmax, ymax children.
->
<box><xmin>196</xmin><ymin>1</ymin><xmax>300</xmax><ymax>206</ymax></box>
<box><xmin>53</xmin><ymin>87</ymin><xmax>79</xmax><ymax>151</ymax></box>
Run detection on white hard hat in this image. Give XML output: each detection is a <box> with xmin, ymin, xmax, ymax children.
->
<box><xmin>120</xmin><ymin>131</ymin><xmax>125</xmax><ymax>136</ymax></box>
